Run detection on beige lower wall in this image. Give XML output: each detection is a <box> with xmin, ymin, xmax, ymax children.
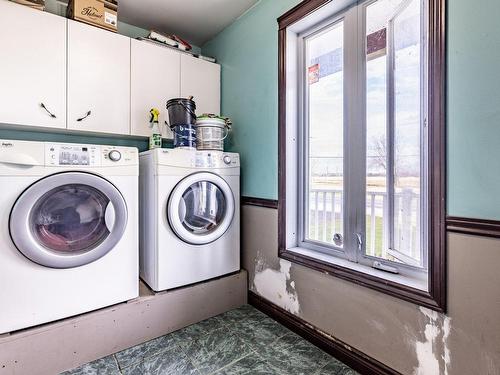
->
<box><xmin>0</xmin><ymin>272</ymin><xmax>247</xmax><ymax>375</ymax></box>
<box><xmin>242</xmin><ymin>205</ymin><xmax>500</xmax><ymax>375</ymax></box>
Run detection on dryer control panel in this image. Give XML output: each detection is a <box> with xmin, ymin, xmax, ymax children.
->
<box><xmin>194</xmin><ymin>151</ymin><xmax>239</xmax><ymax>168</ymax></box>
<box><xmin>153</xmin><ymin>148</ymin><xmax>240</xmax><ymax>169</ymax></box>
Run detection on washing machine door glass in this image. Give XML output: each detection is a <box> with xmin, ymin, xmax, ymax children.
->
<box><xmin>168</xmin><ymin>172</ymin><xmax>235</xmax><ymax>245</ymax></box>
<box><xmin>31</xmin><ymin>184</ymin><xmax>109</xmax><ymax>253</ymax></box>
<box><xmin>10</xmin><ymin>172</ymin><xmax>128</xmax><ymax>268</ymax></box>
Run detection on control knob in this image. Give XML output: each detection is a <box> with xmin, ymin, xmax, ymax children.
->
<box><xmin>108</xmin><ymin>150</ymin><xmax>122</xmax><ymax>162</ymax></box>
<box><xmin>223</xmin><ymin>155</ymin><xmax>231</xmax><ymax>165</ymax></box>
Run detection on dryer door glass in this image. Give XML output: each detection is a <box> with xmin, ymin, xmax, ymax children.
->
<box><xmin>179</xmin><ymin>181</ymin><xmax>226</xmax><ymax>235</ymax></box>
<box><xmin>30</xmin><ymin>184</ymin><xmax>110</xmax><ymax>253</ymax></box>
<box><xmin>168</xmin><ymin>172</ymin><xmax>235</xmax><ymax>245</ymax></box>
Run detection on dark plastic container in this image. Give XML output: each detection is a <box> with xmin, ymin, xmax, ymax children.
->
<box><xmin>167</xmin><ymin>98</ymin><xmax>197</xmax><ymax>149</ymax></box>
<box><xmin>172</xmin><ymin>124</ymin><xmax>197</xmax><ymax>149</ymax></box>
<box><xmin>166</xmin><ymin>98</ymin><xmax>197</xmax><ymax>127</ymax></box>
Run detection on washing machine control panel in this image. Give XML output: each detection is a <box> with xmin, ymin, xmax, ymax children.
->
<box><xmin>45</xmin><ymin>143</ymin><xmax>138</xmax><ymax>166</ymax></box>
<box><xmin>46</xmin><ymin>144</ymin><xmax>100</xmax><ymax>166</ymax></box>
<box><xmin>108</xmin><ymin>150</ymin><xmax>122</xmax><ymax>162</ymax></box>
<box><xmin>101</xmin><ymin>146</ymin><xmax>137</xmax><ymax>165</ymax></box>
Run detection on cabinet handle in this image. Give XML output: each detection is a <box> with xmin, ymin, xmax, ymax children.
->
<box><xmin>40</xmin><ymin>103</ymin><xmax>56</xmax><ymax>118</ymax></box>
<box><xmin>77</xmin><ymin>110</ymin><xmax>92</xmax><ymax>122</ymax></box>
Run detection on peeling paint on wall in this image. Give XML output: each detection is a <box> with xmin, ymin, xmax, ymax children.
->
<box><xmin>413</xmin><ymin>307</ymin><xmax>452</xmax><ymax>375</ymax></box>
<box><xmin>483</xmin><ymin>352</ymin><xmax>500</xmax><ymax>375</ymax></box>
<box><xmin>369</xmin><ymin>319</ymin><xmax>387</xmax><ymax>334</ymax></box>
<box><xmin>253</xmin><ymin>257</ymin><xmax>300</xmax><ymax>315</ymax></box>
<box><xmin>242</xmin><ymin>205</ymin><xmax>500</xmax><ymax>375</ymax></box>
<box><xmin>442</xmin><ymin>317</ymin><xmax>451</xmax><ymax>373</ymax></box>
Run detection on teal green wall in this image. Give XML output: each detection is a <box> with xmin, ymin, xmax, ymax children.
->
<box><xmin>117</xmin><ymin>21</ymin><xmax>149</xmax><ymax>39</ymax></box>
<box><xmin>204</xmin><ymin>0</ymin><xmax>500</xmax><ymax>219</ymax></box>
<box><xmin>203</xmin><ymin>0</ymin><xmax>301</xmax><ymax>200</ymax></box>
<box><xmin>0</xmin><ymin>128</ymin><xmax>172</xmax><ymax>152</ymax></box>
<box><xmin>447</xmin><ymin>0</ymin><xmax>500</xmax><ymax>219</ymax></box>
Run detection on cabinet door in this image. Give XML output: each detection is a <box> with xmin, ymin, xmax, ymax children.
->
<box><xmin>180</xmin><ymin>55</ymin><xmax>221</xmax><ymax>116</ymax></box>
<box><xmin>0</xmin><ymin>1</ymin><xmax>66</xmax><ymax>129</ymax></box>
<box><xmin>67</xmin><ymin>21</ymin><xmax>130</xmax><ymax>135</ymax></box>
<box><xmin>131</xmin><ymin>40</ymin><xmax>180</xmax><ymax>138</ymax></box>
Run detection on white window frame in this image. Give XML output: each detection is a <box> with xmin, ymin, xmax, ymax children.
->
<box><xmin>297</xmin><ymin>12</ymin><xmax>351</xmax><ymax>260</ymax></box>
<box><xmin>289</xmin><ymin>0</ymin><xmax>429</xmax><ymax>289</ymax></box>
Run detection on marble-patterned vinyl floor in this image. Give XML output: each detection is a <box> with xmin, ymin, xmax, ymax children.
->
<box><xmin>61</xmin><ymin>304</ymin><xmax>358</xmax><ymax>375</ymax></box>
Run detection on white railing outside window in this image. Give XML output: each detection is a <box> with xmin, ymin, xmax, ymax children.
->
<box><xmin>308</xmin><ymin>188</ymin><xmax>420</xmax><ymax>263</ymax></box>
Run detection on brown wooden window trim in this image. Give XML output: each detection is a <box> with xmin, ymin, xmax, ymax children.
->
<box><xmin>277</xmin><ymin>0</ymin><xmax>447</xmax><ymax>312</ymax></box>
<box><xmin>446</xmin><ymin>216</ymin><xmax>500</xmax><ymax>239</ymax></box>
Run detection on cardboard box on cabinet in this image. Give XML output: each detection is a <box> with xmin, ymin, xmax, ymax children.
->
<box><xmin>67</xmin><ymin>0</ymin><xmax>118</xmax><ymax>32</ymax></box>
<box><xmin>9</xmin><ymin>0</ymin><xmax>45</xmax><ymax>10</ymax></box>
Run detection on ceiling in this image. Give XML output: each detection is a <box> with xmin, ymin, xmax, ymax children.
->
<box><xmin>118</xmin><ymin>0</ymin><xmax>260</xmax><ymax>46</ymax></box>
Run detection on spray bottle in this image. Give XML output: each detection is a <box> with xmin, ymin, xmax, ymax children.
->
<box><xmin>149</xmin><ymin>108</ymin><xmax>162</xmax><ymax>149</ymax></box>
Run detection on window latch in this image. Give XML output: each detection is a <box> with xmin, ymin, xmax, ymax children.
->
<box><xmin>333</xmin><ymin>233</ymin><xmax>343</xmax><ymax>247</ymax></box>
<box><xmin>372</xmin><ymin>261</ymin><xmax>399</xmax><ymax>274</ymax></box>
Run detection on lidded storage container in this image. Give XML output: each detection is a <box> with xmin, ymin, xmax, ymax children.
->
<box><xmin>196</xmin><ymin>115</ymin><xmax>231</xmax><ymax>151</ymax></box>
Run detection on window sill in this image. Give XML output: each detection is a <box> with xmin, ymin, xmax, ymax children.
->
<box><xmin>289</xmin><ymin>247</ymin><xmax>427</xmax><ymax>290</ymax></box>
<box><xmin>280</xmin><ymin>246</ymin><xmax>443</xmax><ymax>311</ymax></box>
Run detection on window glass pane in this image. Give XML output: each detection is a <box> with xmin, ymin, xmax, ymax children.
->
<box><xmin>365</xmin><ymin>0</ymin><xmax>424</xmax><ymax>266</ymax></box>
<box><xmin>305</xmin><ymin>21</ymin><xmax>344</xmax><ymax>248</ymax></box>
<box><xmin>366</xmin><ymin>3</ymin><xmax>390</xmax><ymax>259</ymax></box>
<box><xmin>393</xmin><ymin>0</ymin><xmax>422</xmax><ymax>264</ymax></box>
<box><xmin>30</xmin><ymin>184</ymin><xmax>110</xmax><ymax>253</ymax></box>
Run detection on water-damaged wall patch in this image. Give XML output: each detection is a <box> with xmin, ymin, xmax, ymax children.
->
<box><xmin>413</xmin><ymin>307</ymin><xmax>452</xmax><ymax>375</ymax></box>
<box><xmin>253</xmin><ymin>257</ymin><xmax>300</xmax><ymax>315</ymax></box>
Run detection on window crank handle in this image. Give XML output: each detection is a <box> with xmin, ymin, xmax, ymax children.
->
<box><xmin>355</xmin><ymin>233</ymin><xmax>363</xmax><ymax>251</ymax></box>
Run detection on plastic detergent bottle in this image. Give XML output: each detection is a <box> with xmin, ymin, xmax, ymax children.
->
<box><xmin>149</xmin><ymin>108</ymin><xmax>162</xmax><ymax>149</ymax></box>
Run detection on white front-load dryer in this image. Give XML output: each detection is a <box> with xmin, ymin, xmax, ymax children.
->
<box><xmin>139</xmin><ymin>148</ymin><xmax>240</xmax><ymax>291</ymax></box>
<box><xmin>0</xmin><ymin>140</ymin><xmax>139</xmax><ymax>334</ymax></box>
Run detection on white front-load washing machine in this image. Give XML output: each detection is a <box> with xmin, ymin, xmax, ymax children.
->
<box><xmin>0</xmin><ymin>140</ymin><xmax>139</xmax><ymax>334</ymax></box>
<box><xmin>139</xmin><ymin>148</ymin><xmax>240</xmax><ymax>291</ymax></box>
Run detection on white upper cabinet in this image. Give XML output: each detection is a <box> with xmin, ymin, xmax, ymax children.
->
<box><xmin>0</xmin><ymin>1</ymin><xmax>66</xmax><ymax>129</ymax></box>
<box><xmin>130</xmin><ymin>40</ymin><xmax>180</xmax><ymax>138</ymax></box>
<box><xmin>0</xmin><ymin>6</ymin><xmax>221</xmax><ymax>138</ymax></box>
<box><xmin>180</xmin><ymin>55</ymin><xmax>221</xmax><ymax>116</ymax></box>
<box><xmin>67</xmin><ymin>20</ymin><xmax>130</xmax><ymax>135</ymax></box>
